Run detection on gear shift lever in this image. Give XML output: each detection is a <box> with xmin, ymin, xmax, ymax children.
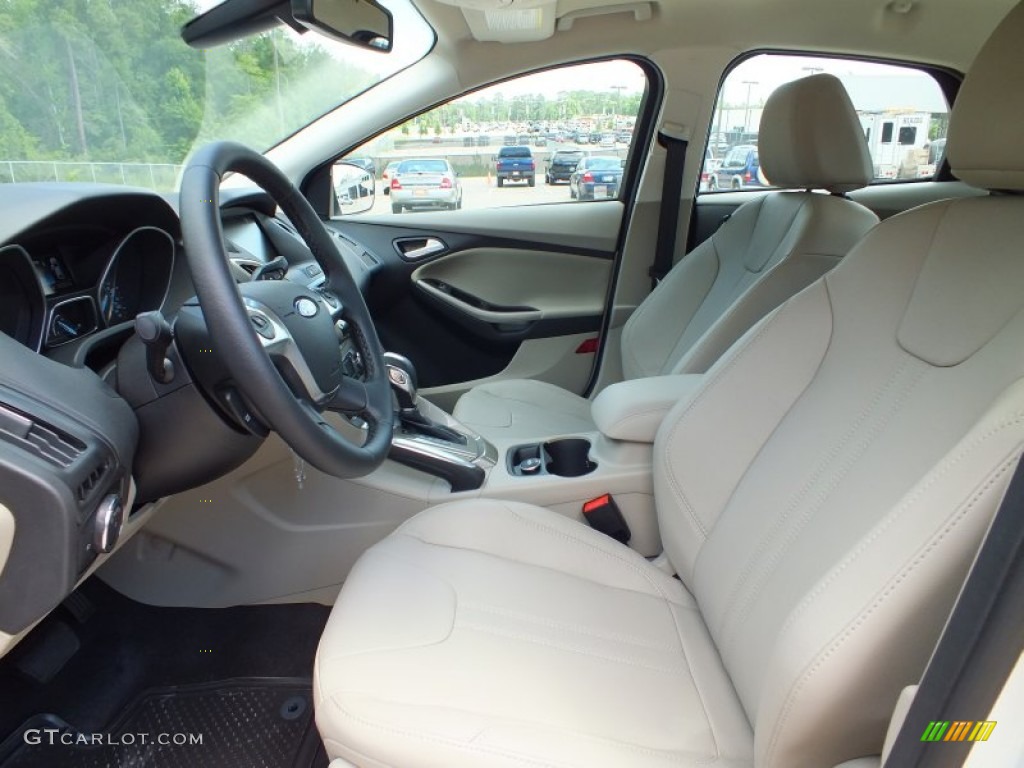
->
<box><xmin>383</xmin><ymin>352</ymin><xmax>465</xmax><ymax>444</ymax></box>
<box><xmin>383</xmin><ymin>352</ymin><xmax>418</xmax><ymax>411</ymax></box>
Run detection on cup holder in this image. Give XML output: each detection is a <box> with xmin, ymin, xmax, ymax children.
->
<box><xmin>544</xmin><ymin>438</ymin><xmax>596</xmax><ymax>477</ymax></box>
<box><xmin>508</xmin><ymin>438</ymin><xmax>596</xmax><ymax>477</ymax></box>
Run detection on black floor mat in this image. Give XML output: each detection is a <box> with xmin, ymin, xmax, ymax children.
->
<box><xmin>1</xmin><ymin>678</ymin><xmax>319</xmax><ymax>768</ymax></box>
<box><xmin>0</xmin><ymin>579</ymin><xmax>331</xmax><ymax>768</ymax></box>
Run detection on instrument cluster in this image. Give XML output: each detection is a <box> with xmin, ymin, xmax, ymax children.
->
<box><xmin>0</xmin><ymin>227</ymin><xmax>175</xmax><ymax>351</ymax></box>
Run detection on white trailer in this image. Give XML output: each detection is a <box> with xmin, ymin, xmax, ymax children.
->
<box><xmin>839</xmin><ymin>73</ymin><xmax>947</xmax><ymax>180</ymax></box>
<box><xmin>858</xmin><ymin>110</ymin><xmax>932</xmax><ymax>179</ymax></box>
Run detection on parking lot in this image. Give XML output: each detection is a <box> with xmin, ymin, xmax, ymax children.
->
<box><xmin>360</xmin><ymin>174</ymin><xmax>582</xmax><ymax>216</ymax></box>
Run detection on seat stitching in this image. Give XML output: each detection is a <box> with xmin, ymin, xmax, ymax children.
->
<box><xmin>457</xmin><ymin>619</ymin><xmax>689</xmax><ymax>673</ymax></box>
<box><xmin>625</xmin><ymin>233</ymin><xmax>724</xmax><ymax>380</ymax></box>
<box><xmin>775</xmin><ymin>416</ymin><xmax>1024</xmax><ymax>645</ymax></box>
<box><xmin>662</xmin><ymin>306</ymin><xmax>788</xmax><ymax>540</ymax></box>
<box><xmin>395</xmin><ymin>529</ymin><xmax>683</xmax><ymax>603</ymax></box>
<box><xmin>716</xmin><ymin>357</ymin><xmax>926</xmax><ymax>652</ymax></box>
<box><xmin>478</xmin><ymin>389</ymin><xmax>591</xmax><ymax>420</ymax></box>
<box><xmin>325</xmin><ymin>693</ymin><xmax>728</xmax><ymax>765</ymax></box>
<box><xmin>764</xmin><ymin>436</ymin><xmax>1023</xmax><ymax>763</ymax></box>
<box><xmin>664</xmin><ymin>598</ymin><xmax>726</xmax><ymax>760</ymax></box>
<box><xmin>462</xmin><ymin>602</ymin><xmax>679</xmax><ymax>650</ymax></box>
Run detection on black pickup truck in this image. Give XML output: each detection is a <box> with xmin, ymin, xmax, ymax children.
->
<box><xmin>496</xmin><ymin>145</ymin><xmax>535</xmax><ymax>187</ymax></box>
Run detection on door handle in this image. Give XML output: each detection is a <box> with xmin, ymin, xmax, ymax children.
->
<box><xmin>394</xmin><ymin>237</ymin><xmax>447</xmax><ymax>261</ymax></box>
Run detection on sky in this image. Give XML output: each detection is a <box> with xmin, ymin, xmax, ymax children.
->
<box><xmin>722</xmin><ymin>54</ymin><xmax>941</xmax><ymax>107</ymax></box>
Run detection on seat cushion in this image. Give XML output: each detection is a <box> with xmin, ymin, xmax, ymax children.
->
<box><xmin>315</xmin><ymin>500</ymin><xmax>754</xmax><ymax>768</ymax></box>
<box><xmin>452</xmin><ymin>378</ymin><xmax>595</xmax><ymax>440</ymax></box>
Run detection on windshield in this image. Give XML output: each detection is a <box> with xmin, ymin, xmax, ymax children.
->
<box><xmin>0</xmin><ymin>0</ymin><xmax>431</xmax><ymax>191</ymax></box>
<box><xmin>587</xmin><ymin>157</ymin><xmax>620</xmax><ymax>170</ymax></box>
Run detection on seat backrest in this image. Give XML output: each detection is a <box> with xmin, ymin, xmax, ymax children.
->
<box><xmin>654</xmin><ymin>6</ymin><xmax>1024</xmax><ymax>767</ymax></box>
<box><xmin>620</xmin><ymin>74</ymin><xmax>877</xmax><ymax>381</ymax></box>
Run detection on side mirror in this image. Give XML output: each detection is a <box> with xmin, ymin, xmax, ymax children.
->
<box><xmin>330</xmin><ymin>161</ymin><xmax>375</xmax><ymax>218</ymax></box>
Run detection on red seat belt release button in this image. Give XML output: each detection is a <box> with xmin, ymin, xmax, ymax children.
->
<box><xmin>582</xmin><ymin>494</ymin><xmax>631</xmax><ymax>544</ymax></box>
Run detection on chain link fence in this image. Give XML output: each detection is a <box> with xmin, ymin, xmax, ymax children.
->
<box><xmin>0</xmin><ymin>161</ymin><xmax>183</xmax><ymax>191</ymax></box>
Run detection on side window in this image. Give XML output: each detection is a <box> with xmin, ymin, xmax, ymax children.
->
<box><xmin>338</xmin><ymin>59</ymin><xmax>647</xmax><ymax>215</ymax></box>
<box><xmin>701</xmin><ymin>54</ymin><xmax>950</xmax><ymax>192</ymax></box>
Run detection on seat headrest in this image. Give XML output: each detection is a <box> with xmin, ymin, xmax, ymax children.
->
<box><xmin>758</xmin><ymin>73</ymin><xmax>873</xmax><ymax>194</ymax></box>
<box><xmin>946</xmin><ymin>2</ymin><xmax>1024</xmax><ymax>190</ymax></box>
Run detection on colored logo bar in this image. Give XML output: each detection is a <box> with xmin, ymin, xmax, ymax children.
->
<box><xmin>920</xmin><ymin>721</ymin><xmax>997</xmax><ymax>742</ymax></box>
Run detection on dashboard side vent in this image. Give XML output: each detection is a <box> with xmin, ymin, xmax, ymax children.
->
<box><xmin>0</xmin><ymin>402</ymin><xmax>86</xmax><ymax>467</ymax></box>
<box><xmin>24</xmin><ymin>421</ymin><xmax>86</xmax><ymax>467</ymax></box>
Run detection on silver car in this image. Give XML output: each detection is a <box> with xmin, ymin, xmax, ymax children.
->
<box><xmin>389</xmin><ymin>158</ymin><xmax>462</xmax><ymax>213</ymax></box>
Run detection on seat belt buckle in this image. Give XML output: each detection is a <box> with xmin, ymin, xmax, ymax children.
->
<box><xmin>582</xmin><ymin>494</ymin><xmax>631</xmax><ymax>544</ymax></box>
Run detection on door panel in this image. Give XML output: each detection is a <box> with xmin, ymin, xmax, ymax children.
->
<box><xmin>329</xmin><ymin>200</ymin><xmax>622</xmax><ymax>394</ymax></box>
<box><xmin>412</xmin><ymin>248</ymin><xmax>611</xmax><ymax>326</ymax></box>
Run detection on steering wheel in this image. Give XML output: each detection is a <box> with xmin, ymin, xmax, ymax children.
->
<box><xmin>179</xmin><ymin>141</ymin><xmax>394</xmax><ymax>477</ymax></box>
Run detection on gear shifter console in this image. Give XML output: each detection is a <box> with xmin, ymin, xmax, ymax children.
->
<box><xmin>384</xmin><ymin>352</ymin><xmax>466</xmax><ymax>445</ymax></box>
<box><xmin>383</xmin><ymin>352</ymin><xmax>496</xmax><ymax>491</ymax></box>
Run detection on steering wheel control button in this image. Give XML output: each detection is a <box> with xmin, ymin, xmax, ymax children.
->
<box><xmin>304</xmin><ymin>264</ymin><xmax>323</xmax><ymax>278</ymax></box>
<box><xmin>93</xmin><ymin>494</ymin><xmax>124</xmax><ymax>554</ymax></box>
<box><xmin>295</xmin><ymin>297</ymin><xmax>319</xmax><ymax>318</ymax></box>
<box><xmin>249</xmin><ymin>311</ymin><xmax>276</xmax><ymax>340</ymax></box>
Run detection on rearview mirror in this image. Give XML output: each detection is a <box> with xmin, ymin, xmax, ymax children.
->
<box><xmin>292</xmin><ymin>0</ymin><xmax>392</xmax><ymax>51</ymax></box>
<box><xmin>330</xmin><ymin>161</ymin><xmax>375</xmax><ymax>218</ymax></box>
<box><xmin>182</xmin><ymin>0</ymin><xmax>392</xmax><ymax>53</ymax></box>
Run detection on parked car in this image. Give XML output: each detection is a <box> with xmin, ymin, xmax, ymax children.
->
<box><xmin>495</xmin><ymin>145</ymin><xmax>535</xmax><ymax>187</ymax></box>
<box><xmin>380</xmin><ymin>160</ymin><xmax>400</xmax><ymax>195</ymax></box>
<box><xmin>569</xmin><ymin>155</ymin><xmax>623</xmax><ymax>200</ymax></box>
<box><xmin>545</xmin><ymin>149</ymin><xmax>586</xmax><ymax>184</ymax></box>
<box><xmin>713</xmin><ymin>144</ymin><xmax>764</xmax><ymax>190</ymax></box>
<box><xmin>389</xmin><ymin>158</ymin><xmax>462</xmax><ymax>213</ymax></box>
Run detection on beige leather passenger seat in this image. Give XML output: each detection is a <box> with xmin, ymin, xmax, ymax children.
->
<box><xmin>314</xmin><ymin>4</ymin><xmax>1024</xmax><ymax>765</ymax></box>
<box><xmin>453</xmin><ymin>73</ymin><xmax>879</xmax><ymax>439</ymax></box>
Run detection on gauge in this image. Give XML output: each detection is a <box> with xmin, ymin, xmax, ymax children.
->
<box><xmin>97</xmin><ymin>227</ymin><xmax>175</xmax><ymax>327</ymax></box>
<box><xmin>99</xmin><ymin>279</ymin><xmax>129</xmax><ymax>327</ymax></box>
<box><xmin>47</xmin><ymin>296</ymin><xmax>98</xmax><ymax>347</ymax></box>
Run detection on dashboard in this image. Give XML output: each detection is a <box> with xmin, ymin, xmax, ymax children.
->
<box><xmin>0</xmin><ymin>182</ymin><xmax>386</xmax><ymax>650</ymax></box>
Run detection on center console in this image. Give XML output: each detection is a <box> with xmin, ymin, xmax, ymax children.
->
<box><xmin>385</xmin><ymin>367</ymin><xmax>706</xmax><ymax>559</ymax></box>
